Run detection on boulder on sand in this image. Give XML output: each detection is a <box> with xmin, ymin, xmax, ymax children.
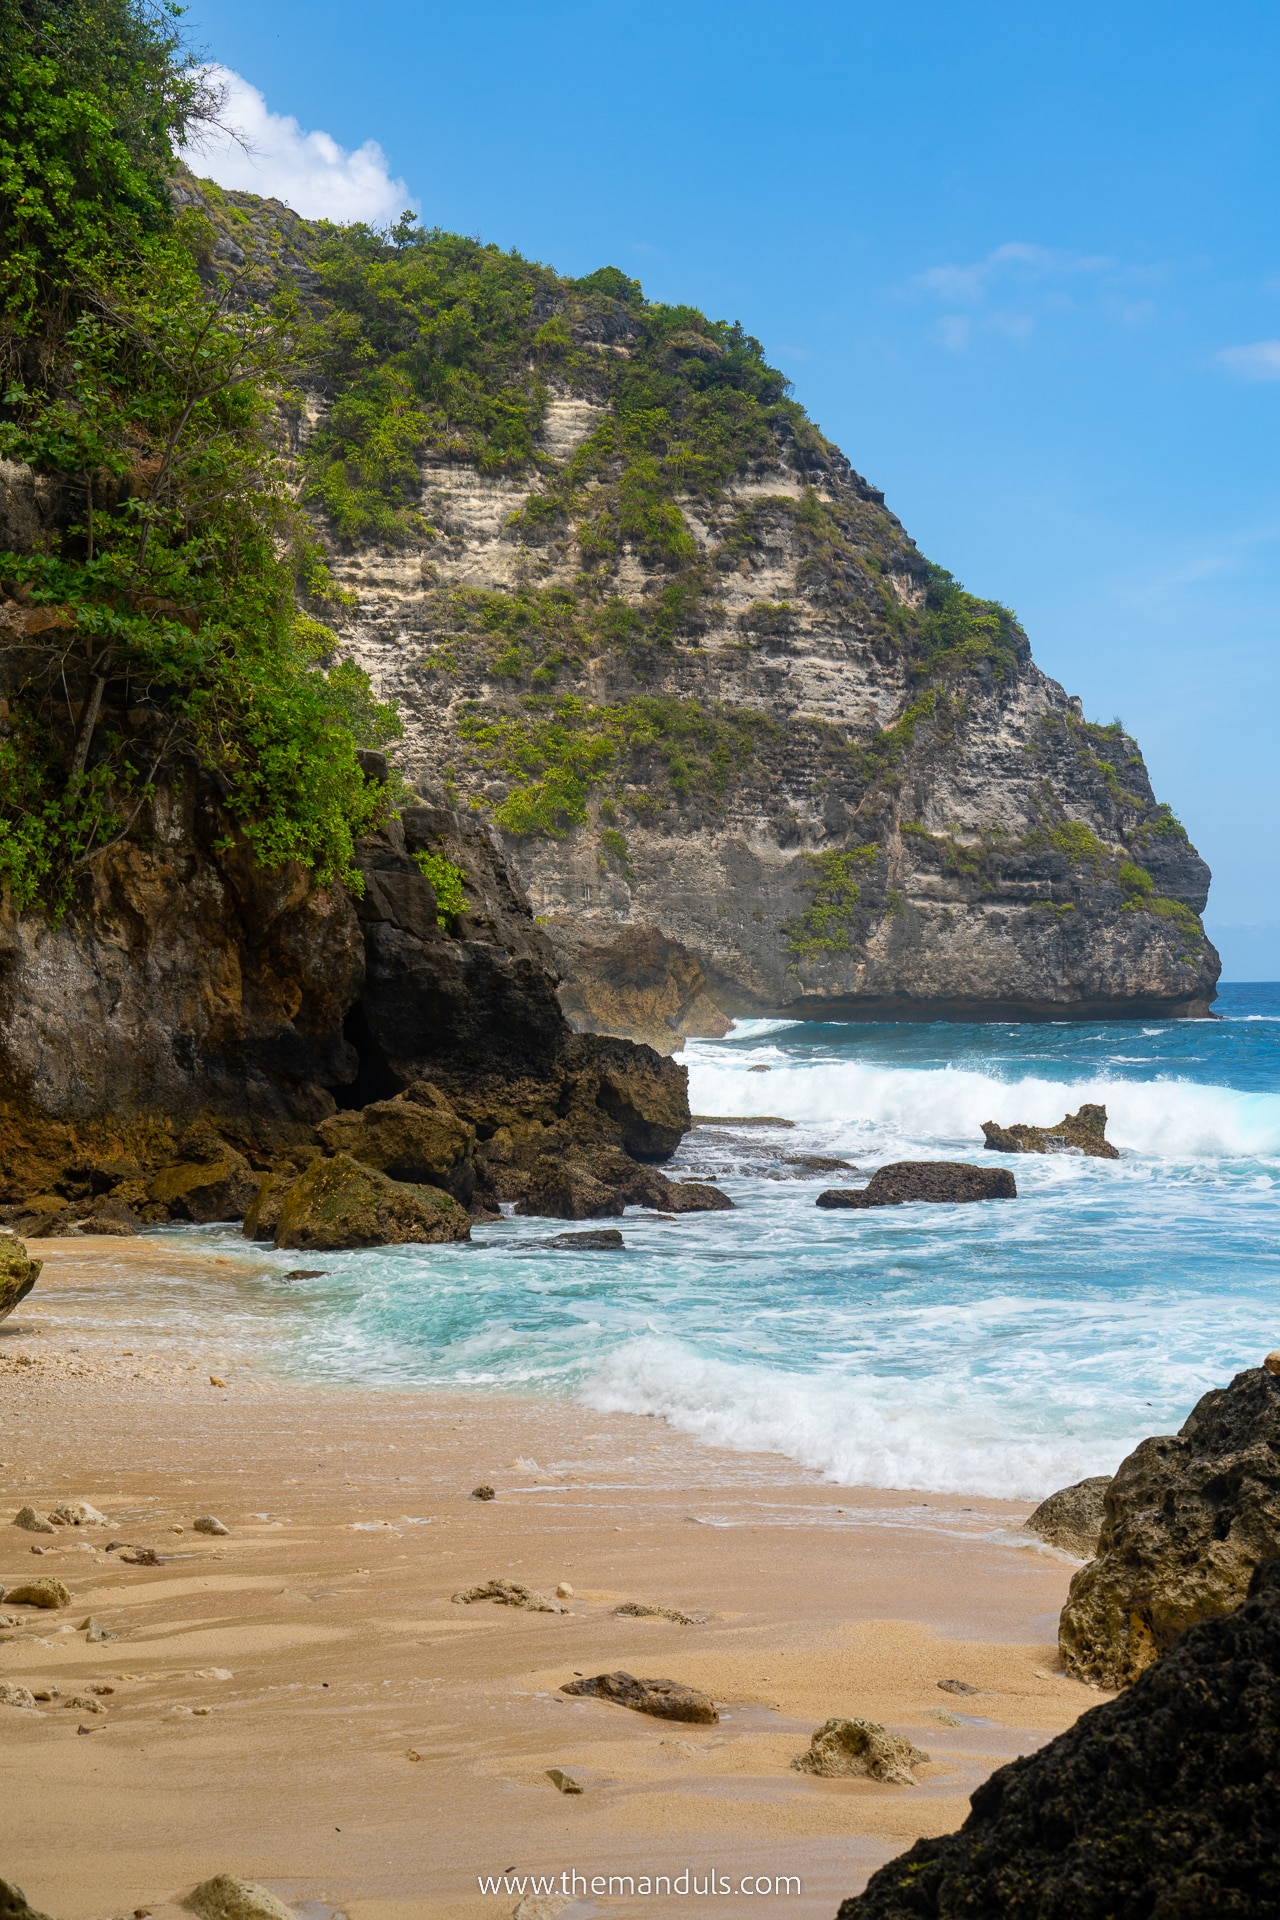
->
<box><xmin>817</xmin><ymin>1163</ymin><xmax>1017</xmax><ymax>1208</ymax></box>
<box><xmin>147</xmin><ymin>1130</ymin><xmax>259</xmax><ymax>1223</ymax></box>
<box><xmin>1058</xmin><ymin>1363</ymin><xmax>1280</xmax><ymax>1688</ymax></box>
<box><xmin>5</xmin><ymin>1578</ymin><xmax>71</xmax><ymax>1609</ymax></box>
<box><xmin>273</xmin><ymin>1153</ymin><xmax>471</xmax><ymax>1250</ymax></box>
<box><xmin>0</xmin><ymin>1239</ymin><xmax>41</xmax><ymax>1323</ymax></box>
<box><xmin>560</xmin><ymin>1670</ymin><xmax>718</xmax><ymax>1723</ymax></box>
<box><xmin>1023</xmin><ymin>1475</ymin><xmax>1113</xmax><ymax>1558</ymax></box>
<box><xmin>982</xmin><ymin>1102</ymin><xmax>1119</xmax><ymax>1159</ymax></box>
<box><xmin>183</xmin><ymin>1878</ymin><xmax>298</xmax><ymax>1920</ymax></box>
<box><xmin>791</xmin><ymin>1717</ymin><xmax>929</xmax><ymax>1785</ymax></box>
<box><xmin>452</xmin><ymin>1579</ymin><xmax>565</xmax><ymax>1612</ymax></box>
<box><xmin>838</xmin><ymin>1558</ymin><xmax>1280</xmax><ymax>1918</ymax></box>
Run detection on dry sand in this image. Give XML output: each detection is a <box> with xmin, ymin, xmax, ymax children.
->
<box><xmin>1</xmin><ymin>1239</ymin><xmax>1106</xmax><ymax>1920</ymax></box>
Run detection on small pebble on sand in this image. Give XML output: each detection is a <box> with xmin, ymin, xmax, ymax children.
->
<box><xmin>471</xmin><ymin>1485</ymin><xmax>496</xmax><ymax>1501</ymax></box>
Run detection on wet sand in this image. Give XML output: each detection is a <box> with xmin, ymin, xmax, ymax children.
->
<box><xmin>1</xmin><ymin>1240</ymin><xmax>1105</xmax><ymax>1920</ymax></box>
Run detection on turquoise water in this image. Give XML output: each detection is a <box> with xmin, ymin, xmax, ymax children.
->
<box><xmin>201</xmin><ymin>982</ymin><xmax>1280</xmax><ymax>1501</ymax></box>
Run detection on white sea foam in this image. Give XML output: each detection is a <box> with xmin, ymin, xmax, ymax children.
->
<box><xmin>581</xmin><ymin>1335</ymin><xmax>1135</xmax><ymax>1499</ymax></box>
<box><xmin>684</xmin><ymin>1054</ymin><xmax>1280</xmax><ymax>1161</ymax></box>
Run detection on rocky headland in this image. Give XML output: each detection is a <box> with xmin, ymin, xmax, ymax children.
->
<box><xmin>172</xmin><ymin>171</ymin><xmax>1217</xmax><ymax>1037</ymax></box>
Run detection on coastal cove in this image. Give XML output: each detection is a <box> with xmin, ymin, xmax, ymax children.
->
<box><xmin>11</xmin><ymin>983</ymin><xmax>1278</xmax><ymax>1508</ymax></box>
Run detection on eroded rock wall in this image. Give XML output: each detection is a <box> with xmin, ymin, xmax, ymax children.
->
<box><xmin>0</xmin><ymin>781</ymin><xmax>365</xmax><ymax>1193</ymax></box>
<box><xmin>325</xmin><ymin>401</ymin><xmax>1218</xmax><ymax>1021</ymax></box>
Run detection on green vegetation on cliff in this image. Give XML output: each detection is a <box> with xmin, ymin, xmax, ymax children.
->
<box><xmin>0</xmin><ymin>0</ymin><xmax>394</xmax><ymax>910</ymax></box>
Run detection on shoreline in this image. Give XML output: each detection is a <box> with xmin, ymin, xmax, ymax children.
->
<box><xmin>2</xmin><ymin>1240</ymin><xmax>1106</xmax><ymax>1920</ymax></box>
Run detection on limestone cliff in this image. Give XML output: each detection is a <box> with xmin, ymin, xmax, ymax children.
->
<box><xmin>177</xmin><ymin>180</ymin><xmax>1215</xmax><ymax>1023</ymax></box>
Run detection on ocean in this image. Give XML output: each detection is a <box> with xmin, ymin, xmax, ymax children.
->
<box><xmin>140</xmin><ymin>981</ymin><xmax>1280</xmax><ymax>1503</ymax></box>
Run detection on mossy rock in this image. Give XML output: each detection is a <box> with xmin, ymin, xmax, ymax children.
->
<box><xmin>315</xmin><ymin>1082</ymin><xmax>475</xmax><ymax>1187</ymax></box>
<box><xmin>274</xmin><ymin>1152</ymin><xmax>471</xmax><ymax>1250</ymax></box>
<box><xmin>148</xmin><ymin>1136</ymin><xmax>259</xmax><ymax>1223</ymax></box>
<box><xmin>0</xmin><ymin>1239</ymin><xmax>41</xmax><ymax>1323</ymax></box>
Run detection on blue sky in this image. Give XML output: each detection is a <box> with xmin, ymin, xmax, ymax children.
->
<box><xmin>186</xmin><ymin>0</ymin><xmax>1280</xmax><ymax>979</ymax></box>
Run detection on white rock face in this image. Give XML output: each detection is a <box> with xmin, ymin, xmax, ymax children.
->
<box><xmin>323</xmin><ymin>393</ymin><xmax>1217</xmax><ymax>1022</ymax></box>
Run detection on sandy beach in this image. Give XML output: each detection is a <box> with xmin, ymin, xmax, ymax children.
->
<box><xmin>1</xmin><ymin>1240</ymin><xmax>1107</xmax><ymax>1920</ymax></box>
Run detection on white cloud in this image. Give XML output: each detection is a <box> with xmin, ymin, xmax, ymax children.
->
<box><xmin>180</xmin><ymin>67</ymin><xmax>414</xmax><ymax>224</ymax></box>
<box><xmin>1217</xmin><ymin>340</ymin><xmax>1280</xmax><ymax>381</ymax></box>
<box><xmin>905</xmin><ymin>243</ymin><xmax>1122</xmax><ymax>350</ymax></box>
<box><xmin>909</xmin><ymin>243</ymin><xmax>1114</xmax><ymax>306</ymax></box>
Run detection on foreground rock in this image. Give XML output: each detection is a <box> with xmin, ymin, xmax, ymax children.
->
<box><xmin>982</xmin><ymin>1102</ymin><xmax>1119</xmax><ymax>1158</ymax></box>
<box><xmin>184</xmin><ymin>1878</ymin><xmax>298</xmax><ymax>1920</ymax></box>
<box><xmin>1059</xmin><ymin>1363</ymin><xmax>1280</xmax><ymax>1688</ymax></box>
<box><xmin>1023</xmin><ymin>1475</ymin><xmax>1113</xmax><ymax>1558</ymax></box>
<box><xmin>5</xmin><ymin>1579</ymin><xmax>71</xmax><ymax>1609</ymax></box>
<box><xmin>273</xmin><ymin>1153</ymin><xmax>471</xmax><ymax>1250</ymax></box>
<box><xmin>0</xmin><ymin>1881</ymin><xmax>54</xmax><ymax>1920</ymax></box>
<box><xmin>12</xmin><ymin>1506</ymin><xmax>54</xmax><ymax>1534</ymax></box>
<box><xmin>792</xmin><ymin>1717</ymin><xmax>929</xmax><ymax>1785</ymax></box>
<box><xmin>817</xmin><ymin>1163</ymin><xmax>1017</xmax><ymax>1208</ymax></box>
<box><xmin>840</xmin><ymin>1558</ymin><xmax>1280</xmax><ymax>1917</ymax></box>
<box><xmin>0</xmin><ymin>1239</ymin><xmax>40</xmax><ymax>1322</ymax></box>
<box><xmin>560</xmin><ymin>1670</ymin><xmax>718</xmax><ymax>1722</ymax></box>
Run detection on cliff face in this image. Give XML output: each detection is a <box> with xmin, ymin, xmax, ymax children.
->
<box><xmin>0</xmin><ymin>777</ymin><xmax>365</xmax><ymax>1193</ymax></box>
<box><xmin>196</xmin><ymin>202</ymin><xmax>1212</xmax><ymax>1024</ymax></box>
<box><xmin>333</xmin><ymin>440</ymin><xmax>1217</xmax><ymax>1019</ymax></box>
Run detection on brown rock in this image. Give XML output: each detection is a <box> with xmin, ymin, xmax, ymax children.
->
<box><xmin>545</xmin><ymin>1767</ymin><xmax>583</xmax><ymax>1794</ymax></box>
<box><xmin>12</xmin><ymin>1506</ymin><xmax>55</xmax><ymax>1534</ymax></box>
<box><xmin>451</xmin><ymin>1579</ymin><xmax>565</xmax><ymax>1612</ymax></box>
<box><xmin>791</xmin><ymin>1717</ymin><xmax>930</xmax><ymax>1785</ymax></box>
<box><xmin>513</xmin><ymin>1159</ymin><xmax>626</xmax><ymax>1220</ymax></box>
<box><xmin>471</xmin><ymin>1485</ymin><xmax>496</xmax><ymax>1501</ymax></box>
<box><xmin>982</xmin><ymin>1103</ymin><xmax>1119</xmax><ymax>1159</ymax></box>
<box><xmin>817</xmin><ymin>1163</ymin><xmax>1017</xmax><ymax>1207</ymax></box>
<box><xmin>1058</xmin><ymin>1365</ymin><xmax>1280</xmax><ymax>1688</ymax></box>
<box><xmin>5</xmin><ymin>1198</ymin><xmax>71</xmax><ymax>1240</ymax></box>
<box><xmin>242</xmin><ymin>1174</ymin><xmax>286</xmax><ymax>1242</ymax></box>
<box><xmin>183</xmin><ymin>1876</ymin><xmax>298</xmax><ymax>1920</ymax></box>
<box><xmin>560</xmin><ymin>1670</ymin><xmax>718</xmax><ymax>1722</ymax></box>
<box><xmin>148</xmin><ymin>1131</ymin><xmax>259</xmax><ymax>1223</ymax></box>
<box><xmin>1024</xmin><ymin>1475</ymin><xmax>1113</xmax><ymax>1558</ymax></box>
<box><xmin>544</xmin><ymin>918</ymin><xmax>731</xmax><ymax>1055</ymax></box>
<box><xmin>74</xmin><ymin>1196</ymin><xmax>142</xmax><ymax>1235</ymax></box>
<box><xmin>315</xmin><ymin>1082</ymin><xmax>476</xmax><ymax>1202</ymax></box>
<box><xmin>661</xmin><ymin>1182</ymin><xmax>735</xmax><ymax>1212</ymax></box>
<box><xmin>273</xmin><ymin>1153</ymin><xmax>471</xmax><ymax>1250</ymax></box>
<box><xmin>6</xmin><ymin>1578</ymin><xmax>71</xmax><ymax>1608</ymax></box>
<box><xmin>0</xmin><ymin>1239</ymin><xmax>41</xmax><ymax>1321</ymax></box>
<box><xmin>0</xmin><ymin>1878</ymin><xmax>56</xmax><ymax>1920</ymax></box>
<box><xmin>612</xmin><ymin>1602</ymin><xmax>708</xmax><ymax>1624</ymax></box>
